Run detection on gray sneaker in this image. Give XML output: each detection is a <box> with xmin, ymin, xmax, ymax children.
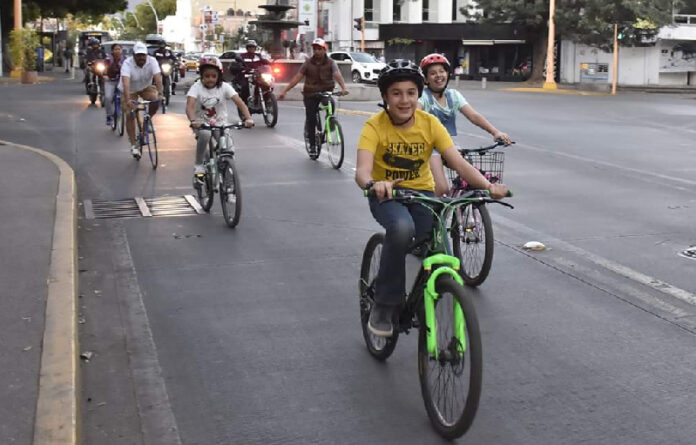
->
<box><xmin>368</xmin><ymin>304</ymin><xmax>393</xmax><ymax>338</ymax></box>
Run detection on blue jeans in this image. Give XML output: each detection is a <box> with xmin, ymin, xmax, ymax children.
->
<box><xmin>368</xmin><ymin>189</ymin><xmax>434</xmax><ymax>307</ymax></box>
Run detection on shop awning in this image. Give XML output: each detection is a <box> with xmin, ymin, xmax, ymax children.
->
<box><xmin>461</xmin><ymin>40</ymin><xmax>526</xmax><ymax>45</ymax></box>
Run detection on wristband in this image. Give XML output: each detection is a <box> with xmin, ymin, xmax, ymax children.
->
<box><xmin>363</xmin><ymin>180</ymin><xmax>375</xmax><ymax>191</ymax></box>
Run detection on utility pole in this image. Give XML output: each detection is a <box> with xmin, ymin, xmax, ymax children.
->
<box><xmin>14</xmin><ymin>0</ymin><xmax>22</xmax><ymax>29</ymax></box>
<box><xmin>543</xmin><ymin>0</ymin><xmax>557</xmax><ymax>89</ymax></box>
<box><xmin>612</xmin><ymin>23</ymin><xmax>618</xmax><ymax>95</ymax></box>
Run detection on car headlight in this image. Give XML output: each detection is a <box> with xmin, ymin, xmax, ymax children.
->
<box><xmin>261</xmin><ymin>73</ymin><xmax>274</xmax><ymax>84</ymax></box>
<box><xmin>161</xmin><ymin>63</ymin><xmax>171</xmax><ymax>75</ymax></box>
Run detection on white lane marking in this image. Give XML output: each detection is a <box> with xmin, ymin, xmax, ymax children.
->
<box><xmin>502</xmin><ymin>138</ymin><xmax>696</xmax><ymax>189</ymax></box>
<box><xmin>493</xmin><ymin>213</ymin><xmax>696</xmax><ymax>306</ymax></box>
<box><xmin>112</xmin><ymin>223</ymin><xmax>182</xmax><ymax>445</ymax></box>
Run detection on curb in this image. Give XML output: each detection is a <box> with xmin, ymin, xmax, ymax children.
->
<box><xmin>499</xmin><ymin>87</ymin><xmax>607</xmax><ymax>96</ymax></box>
<box><xmin>0</xmin><ymin>140</ymin><xmax>79</xmax><ymax>445</ymax></box>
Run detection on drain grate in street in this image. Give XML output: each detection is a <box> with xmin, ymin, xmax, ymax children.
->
<box><xmin>83</xmin><ymin>195</ymin><xmax>203</xmax><ymax>219</ymax></box>
<box><xmin>679</xmin><ymin>246</ymin><xmax>696</xmax><ymax>261</ymax></box>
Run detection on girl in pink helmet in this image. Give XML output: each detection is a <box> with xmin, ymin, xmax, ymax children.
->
<box><xmin>418</xmin><ymin>53</ymin><xmax>511</xmax><ymax>196</ymax></box>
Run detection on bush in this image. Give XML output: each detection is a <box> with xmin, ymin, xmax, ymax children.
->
<box><xmin>9</xmin><ymin>28</ymin><xmax>40</xmax><ymax>71</ymax></box>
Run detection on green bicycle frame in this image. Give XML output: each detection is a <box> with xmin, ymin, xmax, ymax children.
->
<box><xmin>412</xmin><ymin>195</ymin><xmax>478</xmax><ymax>360</ymax></box>
<box><xmin>317</xmin><ymin>97</ymin><xmax>342</xmax><ymax>145</ymax></box>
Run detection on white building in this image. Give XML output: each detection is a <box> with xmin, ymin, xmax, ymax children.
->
<box><xmin>560</xmin><ymin>13</ymin><xmax>696</xmax><ymax>87</ymax></box>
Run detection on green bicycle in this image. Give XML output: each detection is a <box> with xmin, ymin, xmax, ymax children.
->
<box><xmin>359</xmin><ymin>189</ymin><xmax>512</xmax><ymax>439</ymax></box>
<box><xmin>304</xmin><ymin>91</ymin><xmax>345</xmax><ymax>169</ymax></box>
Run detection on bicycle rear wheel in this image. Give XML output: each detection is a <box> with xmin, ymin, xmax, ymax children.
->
<box><xmin>219</xmin><ymin>158</ymin><xmax>242</xmax><ymax>228</ymax></box>
<box><xmin>451</xmin><ymin>203</ymin><xmax>494</xmax><ymax>287</ymax></box>
<box><xmin>326</xmin><ymin>117</ymin><xmax>344</xmax><ymax>169</ymax></box>
<box><xmin>144</xmin><ymin>117</ymin><xmax>158</xmax><ymax>169</ymax></box>
<box><xmin>359</xmin><ymin>233</ymin><xmax>398</xmax><ymax>360</ymax></box>
<box><xmin>418</xmin><ymin>275</ymin><xmax>482</xmax><ymax>439</ymax></box>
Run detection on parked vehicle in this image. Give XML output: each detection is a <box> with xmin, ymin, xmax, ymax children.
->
<box><xmin>329</xmin><ymin>51</ymin><xmax>386</xmax><ymax>83</ymax></box>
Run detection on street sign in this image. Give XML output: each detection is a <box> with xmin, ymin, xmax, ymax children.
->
<box><xmin>298</xmin><ymin>0</ymin><xmax>317</xmax><ymax>35</ymax></box>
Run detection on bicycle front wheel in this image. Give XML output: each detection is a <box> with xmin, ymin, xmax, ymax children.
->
<box><xmin>219</xmin><ymin>158</ymin><xmax>242</xmax><ymax>228</ymax></box>
<box><xmin>144</xmin><ymin>117</ymin><xmax>158</xmax><ymax>169</ymax></box>
<box><xmin>359</xmin><ymin>233</ymin><xmax>398</xmax><ymax>360</ymax></box>
<box><xmin>451</xmin><ymin>203</ymin><xmax>494</xmax><ymax>287</ymax></box>
<box><xmin>418</xmin><ymin>275</ymin><xmax>482</xmax><ymax>439</ymax></box>
<box><xmin>325</xmin><ymin>117</ymin><xmax>344</xmax><ymax>169</ymax></box>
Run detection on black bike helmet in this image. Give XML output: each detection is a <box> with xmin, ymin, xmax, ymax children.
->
<box><xmin>377</xmin><ymin>59</ymin><xmax>424</xmax><ymax>97</ymax></box>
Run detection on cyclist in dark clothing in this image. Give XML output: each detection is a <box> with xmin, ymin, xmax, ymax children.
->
<box><xmin>153</xmin><ymin>40</ymin><xmax>178</xmax><ymax>94</ymax></box>
<box><xmin>278</xmin><ymin>38</ymin><xmax>349</xmax><ymax>154</ymax></box>
<box><xmin>235</xmin><ymin>40</ymin><xmax>269</xmax><ymax>105</ymax></box>
<box><xmin>83</xmin><ymin>38</ymin><xmax>106</xmax><ymax>90</ymax></box>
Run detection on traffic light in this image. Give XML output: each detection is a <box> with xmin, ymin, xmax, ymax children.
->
<box><xmin>354</xmin><ymin>17</ymin><xmax>362</xmax><ymax>31</ymax></box>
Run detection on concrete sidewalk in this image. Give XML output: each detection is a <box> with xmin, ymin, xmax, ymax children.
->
<box><xmin>0</xmin><ymin>140</ymin><xmax>77</xmax><ymax>445</ymax></box>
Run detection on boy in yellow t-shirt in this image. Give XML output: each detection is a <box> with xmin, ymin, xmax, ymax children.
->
<box><xmin>355</xmin><ymin>59</ymin><xmax>508</xmax><ymax>338</ymax></box>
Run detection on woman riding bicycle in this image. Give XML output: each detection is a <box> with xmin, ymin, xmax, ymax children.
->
<box><xmin>418</xmin><ymin>53</ymin><xmax>512</xmax><ymax>196</ymax></box>
<box><xmin>104</xmin><ymin>43</ymin><xmax>124</xmax><ymax>127</ymax></box>
<box><xmin>355</xmin><ymin>59</ymin><xmax>508</xmax><ymax>337</ymax></box>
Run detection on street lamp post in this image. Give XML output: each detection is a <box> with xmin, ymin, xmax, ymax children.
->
<box><xmin>146</xmin><ymin>0</ymin><xmax>160</xmax><ymax>23</ymax></box>
<box><xmin>126</xmin><ymin>11</ymin><xmax>141</xmax><ymax>29</ymax></box>
<box><xmin>543</xmin><ymin>0</ymin><xmax>557</xmax><ymax>90</ymax></box>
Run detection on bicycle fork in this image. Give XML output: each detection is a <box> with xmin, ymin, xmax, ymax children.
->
<box><xmin>422</xmin><ymin>254</ymin><xmax>466</xmax><ymax>360</ymax></box>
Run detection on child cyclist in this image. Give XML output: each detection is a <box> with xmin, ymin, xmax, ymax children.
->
<box><xmin>186</xmin><ymin>56</ymin><xmax>254</xmax><ymax>182</ymax></box>
<box><xmin>355</xmin><ymin>59</ymin><xmax>509</xmax><ymax>337</ymax></box>
<box><xmin>418</xmin><ymin>53</ymin><xmax>512</xmax><ymax>196</ymax></box>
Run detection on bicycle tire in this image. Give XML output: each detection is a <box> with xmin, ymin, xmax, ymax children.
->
<box><xmin>219</xmin><ymin>158</ymin><xmax>242</xmax><ymax>228</ymax></box>
<box><xmin>326</xmin><ymin>117</ymin><xmax>344</xmax><ymax>169</ymax></box>
<box><xmin>144</xmin><ymin>117</ymin><xmax>158</xmax><ymax>169</ymax></box>
<box><xmin>451</xmin><ymin>203</ymin><xmax>494</xmax><ymax>287</ymax></box>
<box><xmin>110</xmin><ymin>102</ymin><xmax>118</xmax><ymax>132</ymax></box>
<box><xmin>418</xmin><ymin>275</ymin><xmax>482</xmax><ymax>439</ymax></box>
<box><xmin>304</xmin><ymin>123</ymin><xmax>319</xmax><ymax>161</ymax></box>
<box><xmin>359</xmin><ymin>233</ymin><xmax>399</xmax><ymax>361</ymax></box>
<box><xmin>118</xmin><ymin>103</ymin><xmax>125</xmax><ymax>136</ymax></box>
<box><xmin>196</xmin><ymin>166</ymin><xmax>214</xmax><ymax>213</ymax></box>
<box><xmin>262</xmin><ymin>92</ymin><xmax>278</xmax><ymax>128</ymax></box>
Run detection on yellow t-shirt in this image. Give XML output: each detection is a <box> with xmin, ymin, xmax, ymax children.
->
<box><xmin>358</xmin><ymin>109</ymin><xmax>454</xmax><ymax>191</ymax></box>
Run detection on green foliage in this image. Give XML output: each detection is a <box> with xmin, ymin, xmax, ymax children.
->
<box><xmin>9</xmin><ymin>28</ymin><xmax>40</xmax><ymax>71</ymax></box>
<box><xmin>463</xmin><ymin>0</ymin><xmax>674</xmax><ymax>50</ymax></box>
<box><xmin>133</xmin><ymin>0</ymin><xmax>176</xmax><ymax>35</ymax></box>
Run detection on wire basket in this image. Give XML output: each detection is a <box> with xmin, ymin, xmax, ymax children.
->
<box><xmin>446</xmin><ymin>151</ymin><xmax>505</xmax><ymax>190</ymax></box>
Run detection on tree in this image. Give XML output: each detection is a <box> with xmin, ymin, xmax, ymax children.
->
<box><xmin>463</xmin><ymin>0</ymin><xmax>676</xmax><ymax>83</ymax></box>
<box><xmin>132</xmin><ymin>0</ymin><xmax>176</xmax><ymax>36</ymax></box>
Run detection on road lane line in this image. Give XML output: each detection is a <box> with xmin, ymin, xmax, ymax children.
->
<box><xmin>493</xmin><ymin>213</ymin><xmax>696</xmax><ymax>307</ymax></box>
<box><xmin>111</xmin><ymin>223</ymin><xmax>182</xmax><ymax>445</ymax></box>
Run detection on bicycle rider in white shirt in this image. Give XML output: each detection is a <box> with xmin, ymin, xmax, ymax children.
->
<box><xmin>120</xmin><ymin>42</ymin><xmax>164</xmax><ymax>159</ymax></box>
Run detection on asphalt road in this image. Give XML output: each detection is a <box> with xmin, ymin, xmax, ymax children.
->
<box><xmin>1</xmin><ymin>74</ymin><xmax>695</xmax><ymax>444</ymax></box>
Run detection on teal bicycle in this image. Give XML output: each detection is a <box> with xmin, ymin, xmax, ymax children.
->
<box><xmin>304</xmin><ymin>91</ymin><xmax>345</xmax><ymax>169</ymax></box>
<box><xmin>359</xmin><ymin>189</ymin><xmax>512</xmax><ymax>439</ymax></box>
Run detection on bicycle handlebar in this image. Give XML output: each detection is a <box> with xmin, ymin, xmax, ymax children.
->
<box><xmin>193</xmin><ymin>122</ymin><xmax>250</xmax><ymax>130</ymax></box>
<box><xmin>363</xmin><ymin>188</ymin><xmax>513</xmax><ymax>206</ymax></box>
<box><xmin>458</xmin><ymin>140</ymin><xmax>515</xmax><ymax>155</ymax></box>
<box><xmin>308</xmin><ymin>91</ymin><xmax>345</xmax><ymax>99</ymax></box>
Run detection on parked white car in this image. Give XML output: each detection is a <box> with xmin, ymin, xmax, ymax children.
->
<box><xmin>329</xmin><ymin>51</ymin><xmax>386</xmax><ymax>83</ymax></box>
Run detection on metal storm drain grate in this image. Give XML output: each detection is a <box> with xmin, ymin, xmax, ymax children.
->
<box><xmin>679</xmin><ymin>246</ymin><xmax>696</xmax><ymax>261</ymax></box>
<box><xmin>83</xmin><ymin>195</ymin><xmax>203</xmax><ymax>219</ymax></box>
